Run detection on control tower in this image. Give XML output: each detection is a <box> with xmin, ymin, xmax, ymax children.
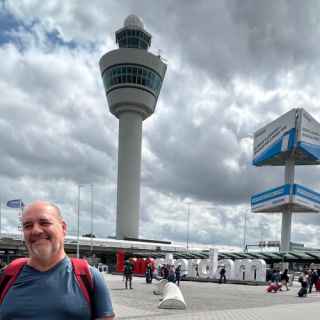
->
<box><xmin>99</xmin><ymin>15</ymin><xmax>167</xmax><ymax>239</ymax></box>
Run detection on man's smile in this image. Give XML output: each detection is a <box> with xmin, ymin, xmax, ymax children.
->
<box><xmin>30</xmin><ymin>237</ymin><xmax>51</xmax><ymax>244</ymax></box>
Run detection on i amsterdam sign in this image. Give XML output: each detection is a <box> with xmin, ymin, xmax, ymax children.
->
<box><xmin>155</xmin><ymin>249</ymin><xmax>267</xmax><ymax>283</ymax></box>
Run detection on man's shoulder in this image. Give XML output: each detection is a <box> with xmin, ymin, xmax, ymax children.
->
<box><xmin>89</xmin><ymin>265</ymin><xmax>100</xmax><ymax>277</ymax></box>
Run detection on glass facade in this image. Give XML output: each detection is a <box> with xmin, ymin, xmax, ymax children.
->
<box><xmin>102</xmin><ymin>64</ymin><xmax>162</xmax><ymax>96</ymax></box>
<box><xmin>116</xmin><ymin>29</ymin><xmax>151</xmax><ymax>49</ymax></box>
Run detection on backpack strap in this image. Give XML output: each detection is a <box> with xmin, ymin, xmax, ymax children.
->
<box><xmin>0</xmin><ymin>257</ymin><xmax>95</xmax><ymax>309</ymax></box>
<box><xmin>0</xmin><ymin>258</ymin><xmax>28</xmax><ymax>304</ymax></box>
<box><xmin>71</xmin><ymin>258</ymin><xmax>94</xmax><ymax>309</ymax></box>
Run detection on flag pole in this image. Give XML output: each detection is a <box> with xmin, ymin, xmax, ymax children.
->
<box><xmin>20</xmin><ymin>200</ymin><xmax>23</xmax><ymax>239</ymax></box>
<box><xmin>6</xmin><ymin>199</ymin><xmax>25</xmax><ymax>238</ymax></box>
<box><xmin>0</xmin><ymin>200</ymin><xmax>2</xmax><ymax>235</ymax></box>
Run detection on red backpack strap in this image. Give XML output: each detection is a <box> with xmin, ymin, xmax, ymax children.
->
<box><xmin>0</xmin><ymin>258</ymin><xmax>28</xmax><ymax>304</ymax></box>
<box><xmin>71</xmin><ymin>258</ymin><xmax>94</xmax><ymax>308</ymax></box>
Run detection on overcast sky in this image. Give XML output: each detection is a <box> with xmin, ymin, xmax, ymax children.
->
<box><xmin>1</xmin><ymin>0</ymin><xmax>320</xmax><ymax>251</ymax></box>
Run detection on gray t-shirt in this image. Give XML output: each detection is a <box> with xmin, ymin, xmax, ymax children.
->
<box><xmin>0</xmin><ymin>257</ymin><xmax>114</xmax><ymax>320</ymax></box>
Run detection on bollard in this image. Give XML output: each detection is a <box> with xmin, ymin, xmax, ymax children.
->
<box><xmin>153</xmin><ymin>279</ymin><xmax>168</xmax><ymax>295</ymax></box>
<box><xmin>158</xmin><ymin>282</ymin><xmax>186</xmax><ymax>309</ymax></box>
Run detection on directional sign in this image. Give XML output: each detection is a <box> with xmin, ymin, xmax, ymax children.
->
<box><xmin>251</xmin><ymin>184</ymin><xmax>320</xmax><ymax>213</ymax></box>
<box><xmin>251</xmin><ymin>185</ymin><xmax>290</xmax><ymax>212</ymax></box>
<box><xmin>6</xmin><ymin>199</ymin><xmax>24</xmax><ymax>209</ymax></box>
<box><xmin>253</xmin><ymin>108</ymin><xmax>320</xmax><ymax>166</ymax></box>
<box><xmin>293</xmin><ymin>184</ymin><xmax>320</xmax><ymax>212</ymax></box>
<box><xmin>296</xmin><ymin>109</ymin><xmax>320</xmax><ymax>162</ymax></box>
<box><xmin>253</xmin><ymin>109</ymin><xmax>297</xmax><ymax>166</ymax></box>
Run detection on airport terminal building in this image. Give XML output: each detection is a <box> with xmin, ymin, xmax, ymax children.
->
<box><xmin>1</xmin><ymin>233</ymin><xmax>320</xmax><ymax>274</ymax></box>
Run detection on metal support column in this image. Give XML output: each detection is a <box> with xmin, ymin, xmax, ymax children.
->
<box><xmin>281</xmin><ymin>158</ymin><xmax>295</xmax><ymax>252</ymax></box>
<box><xmin>90</xmin><ymin>184</ymin><xmax>94</xmax><ymax>253</ymax></box>
<box><xmin>186</xmin><ymin>203</ymin><xmax>190</xmax><ymax>250</ymax></box>
<box><xmin>243</xmin><ymin>210</ymin><xmax>248</xmax><ymax>252</ymax></box>
<box><xmin>77</xmin><ymin>185</ymin><xmax>81</xmax><ymax>259</ymax></box>
<box><xmin>0</xmin><ymin>201</ymin><xmax>2</xmax><ymax>235</ymax></box>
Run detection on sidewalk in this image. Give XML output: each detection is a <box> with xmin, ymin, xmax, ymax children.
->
<box><xmin>127</xmin><ymin>301</ymin><xmax>320</xmax><ymax>320</ymax></box>
<box><xmin>104</xmin><ymin>274</ymin><xmax>320</xmax><ymax>320</ymax></box>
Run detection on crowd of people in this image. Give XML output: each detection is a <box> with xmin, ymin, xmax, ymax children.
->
<box><xmin>157</xmin><ymin>264</ymin><xmax>182</xmax><ymax>286</ymax></box>
<box><xmin>156</xmin><ymin>264</ymin><xmax>227</xmax><ymax>285</ymax></box>
<box><xmin>266</xmin><ymin>269</ymin><xmax>290</xmax><ymax>292</ymax></box>
<box><xmin>122</xmin><ymin>259</ymin><xmax>320</xmax><ymax>300</ymax></box>
<box><xmin>266</xmin><ymin>267</ymin><xmax>320</xmax><ymax>297</ymax></box>
<box><xmin>297</xmin><ymin>268</ymin><xmax>320</xmax><ymax>297</ymax></box>
<box><xmin>121</xmin><ymin>262</ymin><xmax>183</xmax><ymax>288</ymax></box>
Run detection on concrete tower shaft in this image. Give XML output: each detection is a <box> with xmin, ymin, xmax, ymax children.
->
<box><xmin>116</xmin><ymin>112</ymin><xmax>142</xmax><ymax>239</ymax></box>
<box><xmin>99</xmin><ymin>15</ymin><xmax>166</xmax><ymax>239</ymax></box>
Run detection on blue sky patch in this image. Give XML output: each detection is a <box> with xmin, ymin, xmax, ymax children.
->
<box><xmin>0</xmin><ymin>1</ymin><xmax>21</xmax><ymax>46</ymax></box>
<box><xmin>0</xmin><ymin>1</ymin><xmax>78</xmax><ymax>51</ymax></box>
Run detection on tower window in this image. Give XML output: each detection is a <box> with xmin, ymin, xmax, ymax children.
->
<box><xmin>103</xmin><ymin>64</ymin><xmax>162</xmax><ymax>96</ymax></box>
<box><xmin>116</xmin><ymin>29</ymin><xmax>151</xmax><ymax>49</ymax></box>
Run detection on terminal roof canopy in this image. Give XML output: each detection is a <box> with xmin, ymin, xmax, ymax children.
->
<box><xmin>160</xmin><ymin>250</ymin><xmax>320</xmax><ymax>262</ymax></box>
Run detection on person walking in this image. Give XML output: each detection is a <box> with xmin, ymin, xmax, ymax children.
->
<box><xmin>309</xmin><ymin>269</ymin><xmax>319</xmax><ymax>293</ymax></box>
<box><xmin>168</xmin><ymin>265</ymin><xmax>176</xmax><ymax>283</ymax></box>
<box><xmin>219</xmin><ymin>266</ymin><xmax>226</xmax><ymax>284</ymax></box>
<box><xmin>175</xmin><ymin>264</ymin><xmax>181</xmax><ymax>286</ymax></box>
<box><xmin>163</xmin><ymin>264</ymin><xmax>169</xmax><ymax>280</ymax></box>
<box><xmin>0</xmin><ymin>201</ymin><xmax>115</xmax><ymax>319</ymax></box>
<box><xmin>298</xmin><ymin>270</ymin><xmax>309</xmax><ymax>297</ymax></box>
<box><xmin>316</xmin><ymin>269</ymin><xmax>320</xmax><ymax>292</ymax></box>
<box><xmin>280</xmin><ymin>269</ymin><xmax>290</xmax><ymax>291</ymax></box>
<box><xmin>145</xmin><ymin>263</ymin><xmax>153</xmax><ymax>284</ymax></box>
<box><xmin>124</xmin><ymin>259</ymin><xmax>134</xmax><ymax>289</ymax></box>
<box><xmin>195</xmin><ymin>264</ymin><xmax>200</xmax><ymax>277</ymax></box>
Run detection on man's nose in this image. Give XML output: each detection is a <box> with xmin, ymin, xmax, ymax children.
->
<box><xmin>30</xmin><ymin>223</ymin><xmax>44</xmax><ymax>234</ymax></box>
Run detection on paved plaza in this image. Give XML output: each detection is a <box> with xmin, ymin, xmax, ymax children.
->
<box><xmin>103</xmin><ymin>274</ymin><xmax>320</xmax><ymax>319</ymax></box>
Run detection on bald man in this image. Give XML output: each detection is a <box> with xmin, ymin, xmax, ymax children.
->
<box><xmin>0</xmin><ymin>201</ymin><xmax>115</xmax><ymax>320</ymax></box>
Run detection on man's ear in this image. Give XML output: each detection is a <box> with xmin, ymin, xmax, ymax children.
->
<box><xmin>62</xmin><ymin>221</ymin><xmax>67</xmax><ymax>235</ymax></box>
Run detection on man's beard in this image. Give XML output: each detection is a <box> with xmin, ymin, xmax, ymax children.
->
<box><xmin>30</xmin><ymin>239</ymin><xmax>61</xmax><ymax>261</ymax></box>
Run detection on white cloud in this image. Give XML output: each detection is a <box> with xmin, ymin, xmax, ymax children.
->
<box><xmin>1</xmin><ymin>1</ymin><xmax>320</xmax><ymax>249</ymax></box>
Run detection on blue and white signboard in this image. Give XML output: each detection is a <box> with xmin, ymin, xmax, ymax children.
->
<box><xmin>251</xmin><ymin>184</ymin><xmax>320</xmax><ymax>213</ymax></box>
<box><xmin>251</xmin><ymin>185</ymin><xmax>290</xmax><ymax>212</ymax></box>
<box><xmin>296</xmin><ymin>109</ymin><xmax>320</xmax><ymax>163</ymax></box>
<box><xmin>292</xmin><ymin>184</ymin><xmax>320</xmax><ymax>212</ymax></box>
<box><xmin>253</xmin><ymin>109</ymin><xmax>297</xmax><ymax>166</ymax></box>
<box><xmin>6</xmin><ymin>199</ymin><xmax>24</xmax><ymax>208</ymax></box>
<box><xmin>253</xmin><ymin>108</ymin><xmax>320</xmax><ymax>166</ymax></box>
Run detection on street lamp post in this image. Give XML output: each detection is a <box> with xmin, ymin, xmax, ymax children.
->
<box><xmin>77</xmin><ymin>185</ymin><xmax>81</xmax><ymax>259</ymax></box>
<box><xmin>90</xmin><ymin>184</ymin><xmax>94</xmax><ymax>252</ymax></box>
<box><xmin>186</xmin><ymin>203</ymin><xmax>190</xmax><ymax>251</ymax></box>
<box><xmin>0</xmin><ymin>200</ymin><xmax>2</xmax><ymax>235</ymax></box>
<box><xmin>185</xmin><ymin>204</ymin><xmax>216</xmax><ymax>251</ymax></box>
<box><xmin>77</xmin><ymin>183</ymin><xmax>95</xmax><ymax>258</ymax></box>
<box><xmin>243</xmin><ymin>210</ymin><xmax>248</xmax><ymax>252</ymax></box>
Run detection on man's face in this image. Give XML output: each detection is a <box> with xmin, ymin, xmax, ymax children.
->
<box><xmin>22</xmin><ymin>203</ymin><xmax>66</xmax><ymax>262</ymax></box>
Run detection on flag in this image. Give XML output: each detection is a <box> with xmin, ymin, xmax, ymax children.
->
<box><xmin>6</xmin><ymin>199</ymin><xmax>24</xmax><ymax>208</ymax></box>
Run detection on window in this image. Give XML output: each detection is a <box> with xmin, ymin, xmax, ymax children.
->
<box><xmin>116</xmin><ymin>29</ymin><xmax>151</xmax><ymax>49</ymax></box>
<box><xmin>103</xmin><ymin>64</ymin><xmax>162</xmax><ymax>95</ymax></box>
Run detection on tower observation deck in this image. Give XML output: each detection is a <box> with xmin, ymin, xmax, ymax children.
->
<box><xmin>99</xmin><ymin>15</ymin><xmax>167</xmax><ymax>239</ymax></box>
